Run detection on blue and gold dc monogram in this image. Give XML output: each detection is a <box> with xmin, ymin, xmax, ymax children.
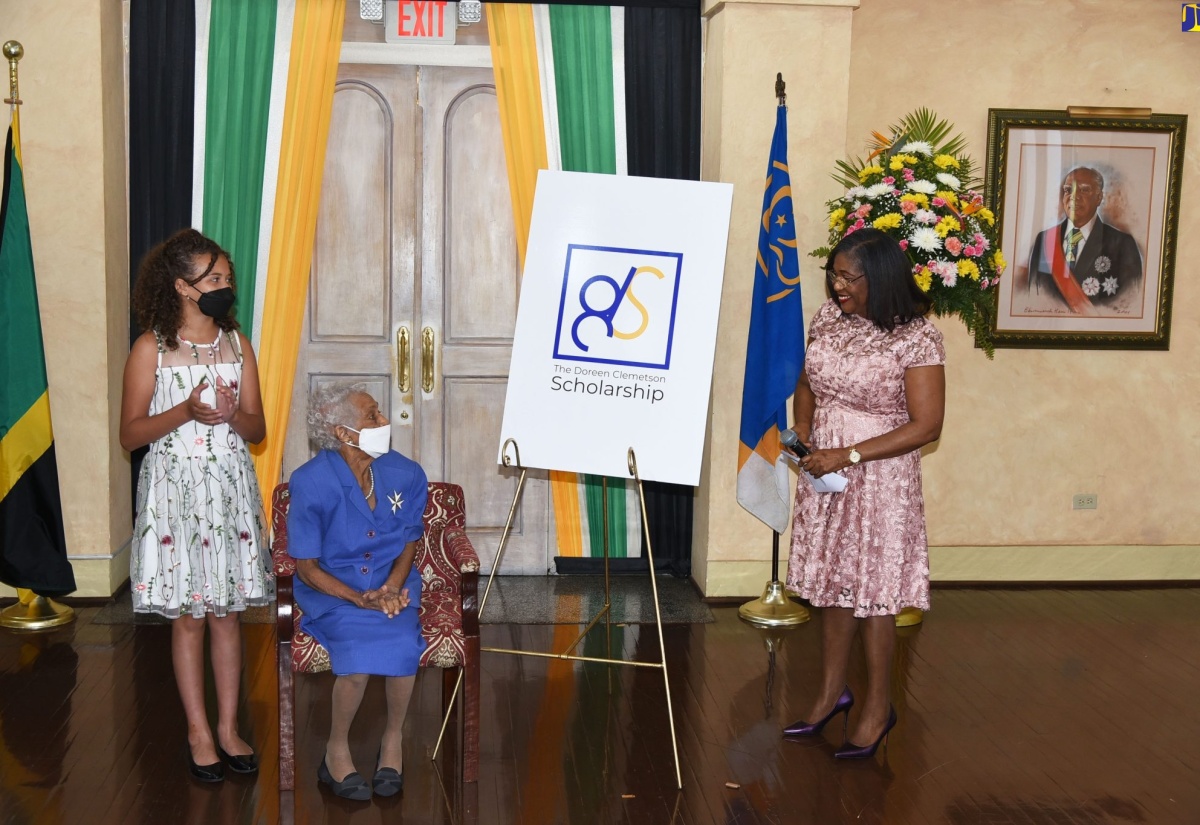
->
<box><xmin>552</xmin><ymin>244</ymin><xmax>684</xmax><ymax>369</ymax></box>
<box><xmin>1185</xmin><ymin>3</ymin><xmax>1200</xmax><ymax>30</ymax></box>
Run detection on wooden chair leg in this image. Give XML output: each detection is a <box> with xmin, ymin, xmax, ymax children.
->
<box><xmin>463</xmin><ymin>638</ymin><xmax>480</xmax><ymax>783</ymax></box>
<box><xmin>442</xmin><ymin>667</ymin><xmax>459</xmax><ymax>715</ymax></box>
<box><xmin>279</xmin><ymin>641</ymin><xmax>296</xmax><ymax>792</ymax></box>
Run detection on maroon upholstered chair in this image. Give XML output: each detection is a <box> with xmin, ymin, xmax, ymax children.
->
<box><xmin>271</xmin><ymin>481</ymin><xmax>481</xmax><ymax>788</ymax></box>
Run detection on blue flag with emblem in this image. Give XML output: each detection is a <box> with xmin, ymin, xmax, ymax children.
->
<box><xmin>736</xmin><ymin>103</ymin><xmax>804</xmax><ymax>533</ymax></box>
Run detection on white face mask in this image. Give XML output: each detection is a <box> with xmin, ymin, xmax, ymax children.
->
<box><xmin>344</xmin><ymin>424</ymin><xmax>391</xmax><ymax>459</ymax></box>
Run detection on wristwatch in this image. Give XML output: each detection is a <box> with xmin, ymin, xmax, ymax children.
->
<box><xmin>847</xmin><ymin>445</ymin><xmax>862</xmax><ymax>465</ymax></box>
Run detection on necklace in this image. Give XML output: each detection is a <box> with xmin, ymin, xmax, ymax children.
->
<box><xmin>364</xmin><ymin>466</ymin><xmax>375</xmax><ymax>500</ymax></box>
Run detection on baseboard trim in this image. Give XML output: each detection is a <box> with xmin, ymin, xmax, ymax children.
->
<box><xmin>701</xmin><ymin>545</ymin><xmax>1200</xmax><ymax>598</ymax></box>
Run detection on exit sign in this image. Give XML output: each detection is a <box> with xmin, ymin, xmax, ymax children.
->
<box><xmin>384</xmin><ymin>0</ymin><xmax>458</xmax><ymax>45</ymax></box>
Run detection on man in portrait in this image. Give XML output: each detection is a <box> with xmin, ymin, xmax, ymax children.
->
<box><xmin>1026</xmin><ymin>166</ymin><xmax>1143</xmax><ymax>315</ymax></box>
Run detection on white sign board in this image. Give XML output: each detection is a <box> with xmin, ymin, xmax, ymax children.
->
<box><xmin>499</xmin><ymin>170</ymin><xmax>733</xmax><ymax>485</ymax></box>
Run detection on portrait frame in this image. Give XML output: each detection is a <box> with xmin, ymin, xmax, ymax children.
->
<box><xmin>985</xmin><ymin>108</ymin><xmax>1187</xmax><ymax>350</ymax></box>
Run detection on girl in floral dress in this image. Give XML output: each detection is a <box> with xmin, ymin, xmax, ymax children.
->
<box><xmin>119</xmin><ymin>229</ymin><xmax>272</xmax><ymax>783</ymax></box>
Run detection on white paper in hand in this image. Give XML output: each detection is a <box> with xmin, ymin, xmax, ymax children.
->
<box><xmin>803</xmin><ymin>470</ymin><xmax>848</xmax><ymax>493</ymax></box>
<box><xmin>780</xmin><ymin>447</ymin><xmax>848</xmax><ymax>493</ymax></box>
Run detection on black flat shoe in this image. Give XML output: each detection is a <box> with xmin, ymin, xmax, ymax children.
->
<box><xmin>372</xmin><ymin>765</ymin><xmax>403</xmax><ymax>797</ymax></box>
<box><xmin>188</xmin><ymin>751</ymin><xmax>225</xmax><ymax>783</ymax></box>
<box><xmin>218</xmin><ymin>746</ymin><xmax>259</xmax><ymax>775</ymax></box>
<box><xmin>318</xmin><ymin>758</ymin><xmax>371</xmax><ymax>801</ymax></box>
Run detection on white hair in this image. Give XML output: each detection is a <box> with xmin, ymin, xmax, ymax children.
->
<box><xmin>307</xmin><ymin>382</ymin><xmax>370</xmax><ymax>451</ymax></box>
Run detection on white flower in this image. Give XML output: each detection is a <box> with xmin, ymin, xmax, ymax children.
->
<box><xmin>1102</xmin><ymin>277</ymin><xmax>1119</xmax><ymax>295</ymax></box>
<box><xmin>906</xmin><ymin>179</ymin><xmax>937</xmax><ymax>194</ymax></box>
<box><xmin>935</xmin><ymin>172</ymin><xmax>961</xmax><ymax>191</ymax></box>
<box><xmin>1094</xmin><ymin>255</ymin><xmax>1112</xmax><ymax>273</ymax></box>
<box><xmin>1082</xmin><ymin>277</ymin><xmax>1100</xmax><ymax>297</ymax></box>
<box><xmin>847</xmin><ymin>186</ymin><xmax>867</xmax><ymax>198</ymax></box>
<box><xmin>864</xmin><ymin>183</ymin><xmax>892</xmax><ymax>199</ymax></box>
<box><xmin>909</xmin><ymin>227</ymin><xmax>942</xmax><ymax>252</ymax></box>
<box><xmin>914</xmin><ymin>209</ymin><xmax>938</xmax><ymax>224</ymax></box>
<box><xmin>898</xmin><ymin>140</ymin><xmax>933</xmax><ymax>156</ymax></box>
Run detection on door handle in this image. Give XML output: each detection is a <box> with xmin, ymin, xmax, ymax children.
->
<box><xmin>422</xmin><ymin>326</ymin><xmax>435</xmax><ymax>393</ymax></box>
<box><xmin>396</xmin><ymin>326</ymin><xmax>411</xmax><ymax>392</ymax></box>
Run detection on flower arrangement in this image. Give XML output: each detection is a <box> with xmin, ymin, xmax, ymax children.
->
<box><xmin>812</xmin><ymin>109</ymin><xmax>1004</xmax><ymax>357</ymax></box>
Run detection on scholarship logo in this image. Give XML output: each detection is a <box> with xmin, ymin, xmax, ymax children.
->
<box><xmin>552</xmin><ymin>244</ymin><xmax>684</xmax><ymax>370</ymax></box>
<box><xmin>1185</xmin><ymin>4</ymin><xmax>1200</xmax><ymax>30</ymax></box>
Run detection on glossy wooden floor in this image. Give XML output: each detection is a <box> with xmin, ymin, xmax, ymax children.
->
<box><xmin>2</xmin><ymin>588</ymin><xmax>1199</xmax><ymax>824</ymax></box>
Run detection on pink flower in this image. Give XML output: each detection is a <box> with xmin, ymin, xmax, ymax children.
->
<box><xmin>136</xmin><ymin>583</ymin><xmax>147</xmax><ymax>591</ymax></box>
<box><xmin>932</xmin><ymin>197</ymin><xmax>946</xmax><ymax>207</ymax></box>
<box><xmin>980</xmin><ymin>277</ymin><xmax>990</xmax><ymax>289</ymax></box>
<box><xmin>192</xmin><ymin>593</ymin><xmax>203</xmax><ymax>602</ymax></box>
<box><xmin>202</xmin><ymin>537</ymin><xmax>210</xmax><ymax>548</ymax></box>
<box><xmin>940</xmin><ymin>269</ymin><xmax>958</xmax><ymax>288</ymax></box>
<box><xmin>973</xmin><ymin>233</ymin><xmax>989</xmax><ymax>251</ymax></box>
<box><xmin>945</xmin><ymin>237</ymin><xmax>963</xmax><ymax>256</ymax></box>
<box><xmin>963</xmin><ymin>245</ymin><xmax>978</xmax><ymax>257</ymax></box>
<box><xmin>855</xmin><ymin>204</ymin><xmax>872</xmax><ymax>218</ymax></box>
<box><xmin>902</xmin><ymin>169</ymin><xmax>915</xmax><ymax>182</ymax></box>
<box><xmin>229</xmin><ymin>379</ymin><xmax>239</xmax><ymax>390</ymax></box>
<box><xmin>900</xmin><ymin>200</ymin><xmax>919</xmax><ymax>215</ymax></box>
<box><xmin>194</xmin><ymin>437</ymin><xmax>205</xmax><ymax>446</ymax></box>
<box><xmin>898</xmin><ymin>240</ymin><xmax>909</xmax><ymax>251</ymax></box>
<box><xmin>882</xmin><ymin>176</ymin><xmax>895</xmax><ymax>185</ymax></box>
<box><xmin>161</xmin><ymin>535</ymin><xmax>173</xmax><ymax>546</ymax></box>
<box><xmin>239</xmin><ymin>530</ymin><xmax>251</xmax><ymax>542</ymax></box>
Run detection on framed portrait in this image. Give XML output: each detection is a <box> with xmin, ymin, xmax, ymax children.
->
<box><xmin>985</xmin><ymin>108</ymin><xmax>1187</xmax><ymax>349</ymax></box>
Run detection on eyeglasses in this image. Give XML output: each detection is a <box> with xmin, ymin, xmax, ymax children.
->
<box><xmin>1060</xmin><ymin>184</ymin><xmax>1099</xmax><ymax>197</ymax></box>
<box><xmin>825</xmin><ymin>269</ymin><xmax>866</xmax><ymax>289</ymax></box>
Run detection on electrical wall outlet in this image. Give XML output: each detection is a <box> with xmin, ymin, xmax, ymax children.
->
<box><xmin>1072</xmin><ymin>493</ymin><xmax>1098</xmax><ymax>510</ymax></box>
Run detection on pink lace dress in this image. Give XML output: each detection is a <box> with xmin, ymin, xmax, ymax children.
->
<box><xmin>786</xmin><ymin>300</ymin><xmax>945</xmax><ymax>617</ymax></box>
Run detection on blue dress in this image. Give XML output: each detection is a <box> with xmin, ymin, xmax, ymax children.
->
<box><xmin>288</xmin><ymin>450</ymin><xmax>428</xmax><ymax>676</ymax></box>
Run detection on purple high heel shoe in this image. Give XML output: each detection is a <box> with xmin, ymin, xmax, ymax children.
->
<box><xmin>782</xmin><ymin>686</ymin><xmax>854</xmax><ymax>737</ymax></box>
<box><xmin>833</xmin><ymin>705</ymin><xmax>897</xmax><ymax>759</ymax></box>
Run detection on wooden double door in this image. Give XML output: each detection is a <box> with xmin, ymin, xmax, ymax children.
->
<box><xmin>282</xmin><ymin>64</ymin><xmax>549</xmax><ymax>574</ymax></box>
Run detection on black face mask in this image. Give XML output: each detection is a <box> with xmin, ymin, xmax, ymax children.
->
<box><xmin>193</xmin><ymin>287</ymin><xmax>236</xmax><ymax>319</ymax></box>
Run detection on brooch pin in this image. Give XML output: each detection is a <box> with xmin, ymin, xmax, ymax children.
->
<box><xmin>388</xmin><ymin>490</ymin><xmax>404</xmax><ymax>515</ymax></box>
<box><xmin>1094</xmin><ymin>255</ymin><xmax>1112</xmax><ymax>274</ymax></box>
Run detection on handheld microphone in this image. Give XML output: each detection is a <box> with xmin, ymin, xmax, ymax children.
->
<box><xmin>779</xmin><ymin>428</ymin><xmax>811</xmax><ymax>458</ymax></box>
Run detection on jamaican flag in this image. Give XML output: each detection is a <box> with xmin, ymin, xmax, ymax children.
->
<box><xmin>0</xmin><ymin>109</ymin><xmax>75</xmax><ymax>598</ymax></box>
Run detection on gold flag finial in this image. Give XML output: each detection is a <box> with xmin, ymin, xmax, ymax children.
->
<box><xmin>775</xmin><ymin>72</ymin><xmax>785</xmax><ymax>106</ymax></box>
<box><xmin>4</xmin><ymin>40</ymin><xmax>23</xmax><ymax>106</ymax></box>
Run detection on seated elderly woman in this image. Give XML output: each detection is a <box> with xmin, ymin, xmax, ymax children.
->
<box><xmin>288</xmin><ymin>383</ymin><xmax>427</xmax><ymax>801</ymax></box>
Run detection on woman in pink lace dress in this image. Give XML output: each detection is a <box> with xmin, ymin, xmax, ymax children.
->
<box><xmin>783</xmin><ymin>228</ymin><xmax>945</xmax><ymax>758</ymax></box>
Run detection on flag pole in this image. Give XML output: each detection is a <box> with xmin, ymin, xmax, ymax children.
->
<box><xmin>738</xmin><ymin>74</ymin><xmax>809</xmax><ymax>629</ymax></box>
<box><xmin>0</xmin><ymin>40</ymin><xmax>76</xmax><ymax>632</ymax></box>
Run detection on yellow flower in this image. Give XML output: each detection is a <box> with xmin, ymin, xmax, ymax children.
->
<box><xmin>935</xmin><ymin>216</ymin><xmax>961</xmax><ymax>238</ymax></box>
<box><xmin>979</xmin><ymin>207</ymin><xmax>995</xmax><ymax>225</ymax></box>
<box><xmin>887</xmin><ymin>154</ymin><xmax>918</xmax><ymax>171</ymax></box>
<box><xmin>872</xmin><ymin>213</ymin><xmax>903</xmax><ymax>230</ymax></box>
<box><xmin>900</xmin><ymin>193</ymin><xmax>929</xmax><ymax>207</ymax></box>
<box><xmin>957</xmin><ymin>259</ymin><xmax>981</xmax><ymax>280</ymax></box>
<box><xmin>933</xmin><ymin>154</ymin><xmax>960</xmax><ymax>169</ymax></box>
<box><xmin>857</xmin><ymin>165</ymin><xmax>884</xmax><ymax>182</ymax></box>
<box><xmin>936</xmin><ymin>191</ymin><xmax>959</xmax><ymax>207</ymax></box>
<box><xmin>829</xmin><ymin>207</ymin><xmax>847</xmax><ymax>229</ymax></box>
<box><xmin>914</xmin><ymin>267</ymin><xmax>933</xmax><ymax>293</ymax></box>
<box><xmin>992</xmin><ymin>249</ymin><xmax>1007</xmax><ymax>274</ymax></box>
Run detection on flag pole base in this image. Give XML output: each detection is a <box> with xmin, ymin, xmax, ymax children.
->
<box><xmin>0</xmin><ymin>590</ymin><xmax>75</xmax><ymax>631</ymax></box>
<box><xmin>738</xmin><ymin>580</ymin><xmax>809</xmax><ymax>627</ymax></box>
<box><xmin>895</xmin><ymin>607</ymin><xmax>924</xmax><ymax>627</ymax></box>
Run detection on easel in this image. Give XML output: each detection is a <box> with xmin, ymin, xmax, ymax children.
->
<box><xmin>432</xmin><ymin>438</ymin><xmax>683</xmax><ymax>789</ymax></box>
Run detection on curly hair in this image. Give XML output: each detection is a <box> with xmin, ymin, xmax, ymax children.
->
<box><xmin>132</xmin><ymin>228</ymin><xmax>240</xmax><ymax>350</ymax></box>
<box><xmin>308</xmin><ymin>383</ymin><xmax>370</xmax><ymax>451</ymax></box>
